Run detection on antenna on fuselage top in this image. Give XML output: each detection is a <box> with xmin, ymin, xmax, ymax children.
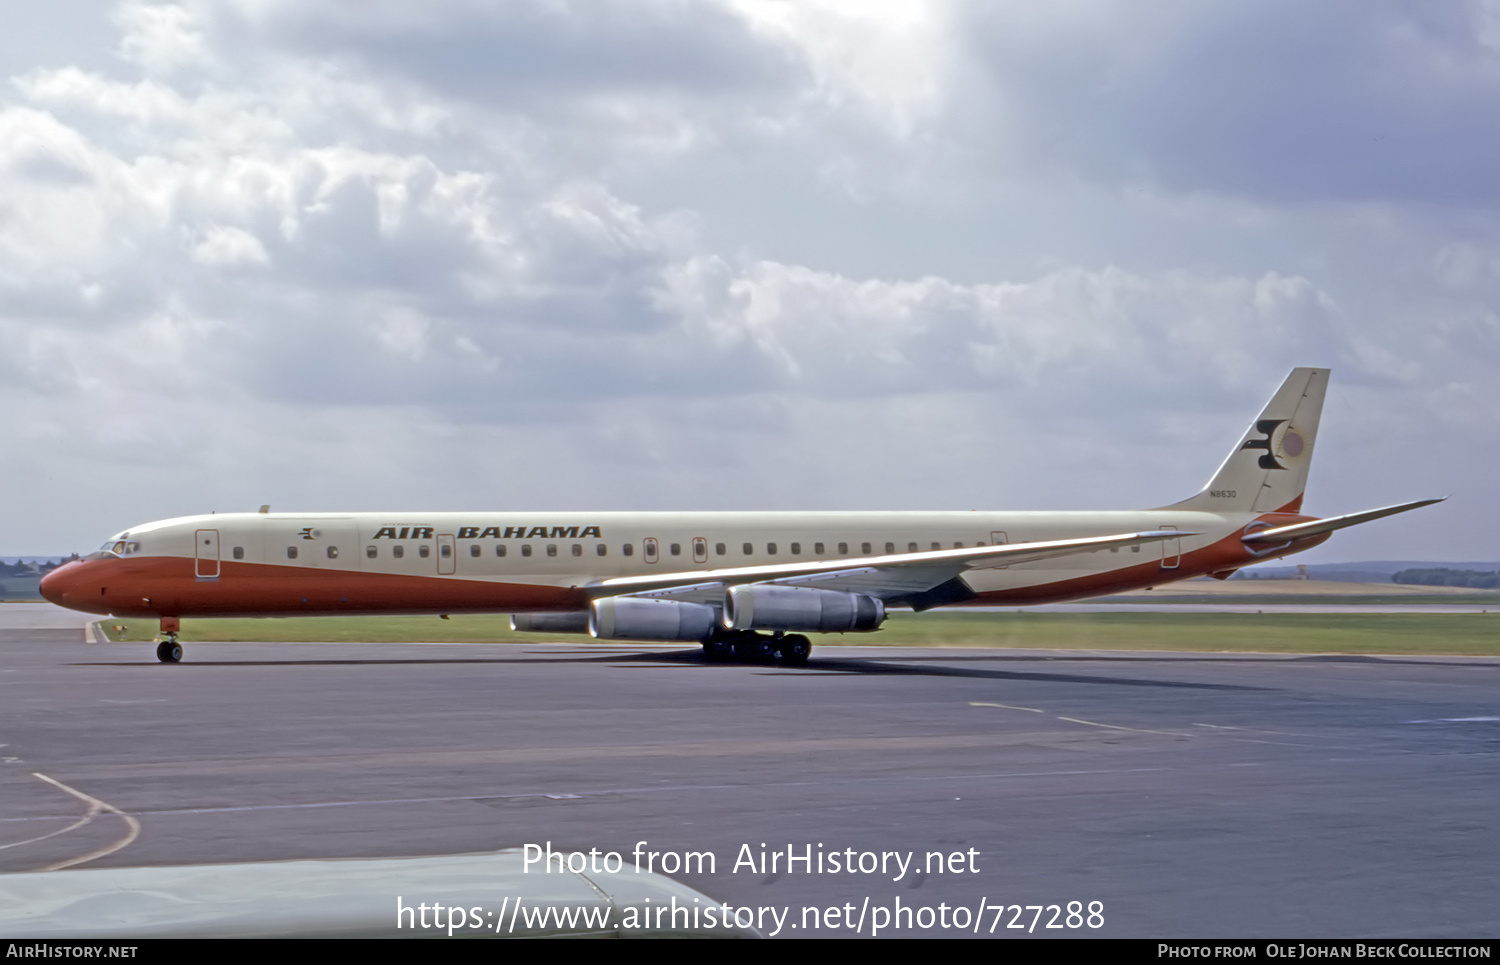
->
<box><xmin>259</xmin><ymin>505</ymin><xmax>270</xmax><ymax>514</ymax></box>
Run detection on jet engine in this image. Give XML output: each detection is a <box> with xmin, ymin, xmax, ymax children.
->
<box><xmin>589</xmin><ymin>597</ymin><xmax>718</xmax><ymax>642</ymax></box>
<box><xmin>723</xmin><ymin>585</ymin><xmax>885</xmax><ymax>633</ymax></box>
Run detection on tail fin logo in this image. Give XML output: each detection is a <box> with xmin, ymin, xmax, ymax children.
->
<box><xmin>1241</xmin><ymin>419</ymin><xmax>1289</xmax><ymax>470</ymax></box>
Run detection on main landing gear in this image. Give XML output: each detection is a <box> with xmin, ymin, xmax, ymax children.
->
<box><xmin>702</xmin><ymin>631</ymin><xmax>812</xmax><ymax>667</ymax></box>
<box><xmin>156</xmin><ymin>617</ymin><xmax>182</xmax><ymax>663</ymax></box>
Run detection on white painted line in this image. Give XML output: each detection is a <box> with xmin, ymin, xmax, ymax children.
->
<box><xmin>1055</xmin><ymin>716</ymin><xmax>1193</xmax><ymax>737</ymax></box>
<box><xmin>28</xmin><ymin>772</ymin><xmax>142</xmax><ymax>871</ymax></box>
<box><xmin>969</xmin><ymin>701</ymin><xmax>1045</xmax><ymax>713</ymax></box>
<box><xmin>1404</xmin><ymin>716</ymin><xmax>1500</xmax><ymax>724</ymax></box>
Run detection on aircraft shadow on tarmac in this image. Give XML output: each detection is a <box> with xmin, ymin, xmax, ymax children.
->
<box><xmin>72</xmin><ymin>646</ymin><xmax>1275</xmax><ymax>690</ymax></box>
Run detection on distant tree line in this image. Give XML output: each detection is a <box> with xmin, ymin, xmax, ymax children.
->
<box><xmin>0</xmin><ymin>558</ymin><xmax>72</xmax><ymax>578</ymax></box>
<box><xmin>1392</xmin><ymin>568</ymin><xmax>1500</xmax><ymax>589</ymax></box>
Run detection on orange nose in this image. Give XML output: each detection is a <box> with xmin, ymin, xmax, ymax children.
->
<box><xmin>40</xmin><ymin>560</ymin><xmax>106</xmax><ymax>613</ymax></box>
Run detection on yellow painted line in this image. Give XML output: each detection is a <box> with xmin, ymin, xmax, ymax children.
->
<box><xmin>969</xmin><ymin>701</ymin><xmax>1045</xmax><ymax>713</ymax></box>
<box><xmin>28</xmin><ymin>772</ymin><xmax>142</xmax><ymax>871</ymax></box>
<box><xmin>0</xmin><ymin>808</ymin><xmax>93</xmax><ymax>852</ymax></box>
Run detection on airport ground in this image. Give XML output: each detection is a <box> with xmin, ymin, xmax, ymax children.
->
<box><xmin>97</xmin><ymin>607</ymin><xmax>1500</xmax><ymax>655</ymax></box>
<box><xmin>1</xmin><ymin>600</ymin><xmax>1496</xmax><ymax>938</ymax></box>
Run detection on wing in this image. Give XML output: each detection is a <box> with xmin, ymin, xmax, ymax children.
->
<box><xmin>587</xmin><ymin>530</ymin><xmax>1193</xmax><ymax>609</ymax></box>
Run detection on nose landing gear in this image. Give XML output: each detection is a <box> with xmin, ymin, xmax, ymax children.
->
<box><xmin>155</xmin><ymin>637</ymin><xmax>182</xmax><ymax>663</ymax></box>
<box><xmin>156</xmin><ymin>617</ymin><xmax>182</xmax><ymax>663</ymax></box>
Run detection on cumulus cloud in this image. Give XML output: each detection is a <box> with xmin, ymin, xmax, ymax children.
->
<box><xmin>0</xmin><ymin>1</ymin><xmax>1490</xmax><ymax>560</ymax></box>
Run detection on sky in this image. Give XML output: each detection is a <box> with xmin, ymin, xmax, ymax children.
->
<box><xmin>1</xmin><ymin>1</ymin><xmax>1495</xmax><ymax>563</ymax></box>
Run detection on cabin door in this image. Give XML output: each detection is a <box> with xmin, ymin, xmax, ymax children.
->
<box><xmin>195</xmin><ymin>529</ymin><xmax>220</xmax><ymax>579</ymax></box>
<box><xmin>1160</xmin><ymin>525</ymin><xmax>1181</xmax><ymax>569</ymax></box>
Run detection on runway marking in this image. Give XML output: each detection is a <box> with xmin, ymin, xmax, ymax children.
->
<box><xmin>1191</xmin><ymin>722</ymin><xmax>1294</xmax><ymax>735</ymax></box>
<box><xmin>0</xmin><ymin>802</ymin><xmax>94</xmax><ymax>852</ymax></box>
<box><xmin>25</xmin><ymin>772</ymin><xmax>142</xmax><ymax>871</ymax></box>
<box><xmin>1055</xmin><ymin>716</ymin><xmax>1194</xmax><ymax>737</ymax></box>
<box><xmin>971</xmin><ymin>699</ymin><xmax>1193</xmax><ymax>736</ymax></box>
<box><xmin>1403</xmin><ymin>716</ymin><xmax>1500</xmax><ymax>724</ymax></box>
<box><xmin>6</xmin><ymin>767</ymin><xmax>1181</xmax><ymax>820</ymax></box>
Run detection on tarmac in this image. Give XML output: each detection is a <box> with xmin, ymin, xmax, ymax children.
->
<box><xmin>2</xmin><ymin>602</ymin><xmax>1496</xmax><ymax>938</ymax></box>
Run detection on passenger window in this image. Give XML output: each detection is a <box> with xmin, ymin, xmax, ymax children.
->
<box><xmin>572</xmin><ymin>544</ymin><xmax>582</xmax><ymax>557</ymax></box>
<box><xmin>522</xmin><ymin>544</ymin><xmax>533</xmax><ymax>557</ymax></box>
<box><xmin>328</xmin><ymin>546</ymin><xmax>339</xmax><ymax>559</ymax></box>
<box><xmin>496</xmin><ymin>545</ymin><xmax>507</xmax><ymax>557</ymax></box>
<box><xmin>886</xmin><ymin>542</ymin><xmax>895</xmax><ymax>554</ymax></box>
<box><xmin>233</xmin><ymin>546</ymin><xmax>245</xmax><ymax>560</ymax></box>
<box><xmin>440</xmin><ymin>544</ymin><xmax>451</xmax><ymax>558</ymax></box>
<box><xmin>791</xmin><ymin>542</ymin><xmax>801</xmax><ymax>555</ymax></box>
<box><xmin>814</xmin><ymin>542</ymin><xmax>824</xmax><ymax>555</ymax></box>
<box><xmin>838</xmin><ymin>542</ymin><xmax>848</xmax><ymax>554</ymax></box>
<box><xmin>596</xmin><ymin>544</ymin><xmax>607</xmax><ymax>556</ymax></box>
<box><xmin>547</xmin><ymin>544</ymin><xmax>557</xmax><ymax>557</ymax></box>
<box><xmin>767</xmin><ymin>543</ymin><xmax>777</xmax><ymax>555</ymax></box>
<box><xmin>394</xmin><ymin>545</ymin><xmax>405</xmax><ymax>559</ymax></box>
<box><xmin>743</xmin><ymin>543</ymin><xmax>753</xmax><ymax>555</ymax></box>
<box><xmin>670</xmin><ymin>543</ymin><xmax>681</xmax><ymax>556</ymax></box>
<box><xmin>287</xmin><ymin>546</ymin><xmax>298</xmax><ymax>559</ymax></box>
<box><xmin>367</xmin><ymin>546</ymin><xmax>378</xmax><ymax>559</ymax></box>
<box><xmin>954</xmin><ymin>542</ymin><xmax>963</xmax><ymax>548</ymax></box>
<box><xmin>908</xmin><ymin>542</ymin><xmax>918</xmax><ymax>553</ymax></box>
<box><xmin>715</xmin><ymin>543</ymin><xmax>726</xmax><ymax>556</ymax></box>
<box><xmin>470</xmin><ymin>545</ymin><xmax>481</xmax><ymax>557</ymax></box>
<box><xmin>931</xmin><ymin>542</ymin><xmax>941</xmax><ymax>551</ymax></box>
<box><xmin>623</xmin><ymin>543</ymin><xmax>633</xmax><ymax>557</ymax></box>
<box><xmin>419</xmin><ymin>545</ymin><xmax>430</xmax><ymax>558</ymax></box>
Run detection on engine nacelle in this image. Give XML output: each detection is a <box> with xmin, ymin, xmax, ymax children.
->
<box><xmin>589</xmin><ymin>597</ymin><xmax>718</xmax><ymax>642</ymax></box>
<box><xmin>510</xmin><ymin>612</ymin><xmax>590</xmax><ymax>634</ymax></box>
<box><xmin>723</xmin><ymin>585</ymin><xmax>885</xmax><ymax>633</ymax></box>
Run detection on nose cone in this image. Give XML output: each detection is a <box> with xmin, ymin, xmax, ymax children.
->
<box><xmin>41</xmin><ymin>560</ymin><xmax>106</xmax><ymax>614</ymax></box>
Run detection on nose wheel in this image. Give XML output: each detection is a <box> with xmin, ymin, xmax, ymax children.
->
<box><xmin>156</xmin><ymin>635</ymin><xmax>182</xmax><ymax>663</ymax></box>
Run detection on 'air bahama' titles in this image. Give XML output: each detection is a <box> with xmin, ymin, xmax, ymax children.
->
<box><xmin>371</xmin><ymin>525</ymin><xmax>603</xmax><ymax>540</ymax></box>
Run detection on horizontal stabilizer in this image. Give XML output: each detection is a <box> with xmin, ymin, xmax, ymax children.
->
<box><xmin>1242</xmin><ymin>498</ymin><xmax>1446</xmax><ymax>544</ymax></box>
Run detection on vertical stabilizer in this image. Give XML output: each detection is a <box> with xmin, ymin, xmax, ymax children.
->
<box><xmin>1164</xmin><ymin>368</ymin><xmax>1329</xmax><ymax>514</ymax></box>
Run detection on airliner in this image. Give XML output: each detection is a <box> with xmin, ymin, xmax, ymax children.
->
<box><xmin>41</xmin><ymin>368</ymin><xmax>1440</xmax><ymax>665</ymax></box>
